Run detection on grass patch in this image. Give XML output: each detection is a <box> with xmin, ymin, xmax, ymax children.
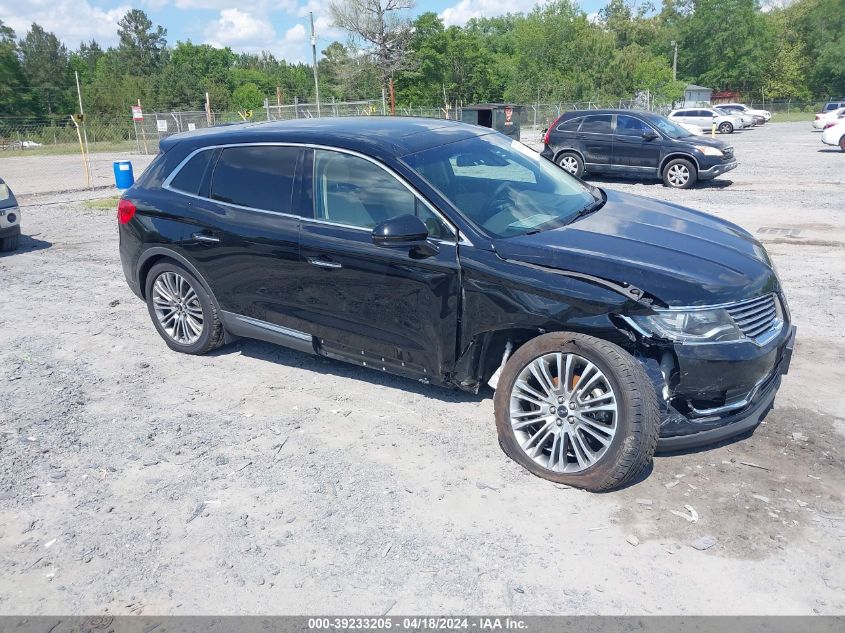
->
<box><xmin>84</xmin><ymin>196</ymin><xmax>120</xmax><ymax>210</ymax></box>
<box><xmin>771</xmin><ymin>111</ymin><xmax>815</xmax><ymax>122</ymax></box>
<box><xmin>0</xmin><ymin>141</ymin><xmax>139</xmax><ymax>157</ymax></box>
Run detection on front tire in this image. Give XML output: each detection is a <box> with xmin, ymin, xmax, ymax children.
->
<box><xmin>144</xmin><ymin>261</ymin><xmax>224</xmax><ymax>355</ymax></box>
<box><xmin>839</xmin><ymin>136</ymin><xmax>845</xmax><ymax>152</ymax></box>
<box><xmin>662</xmin><ymin>158</ymin><xmax>697</xmax><ymax>189</ymax></box>
<box><xmin>718</xmin><ymin>121</ymin><xmax>734</xmax><ymax>134</ymax></box>
<box><xmin>556</xmin><ymin>152</ymin><xmax>584</xmax><ymax>178</ymax></box>
<box><xmin>493</xmin><ymin>333</ymin><xmax>659</xmax><ymax>492</ymax></box>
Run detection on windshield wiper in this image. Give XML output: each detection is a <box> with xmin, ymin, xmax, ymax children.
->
<box><xmin>566</xmin><ymin>190</ymin><xmax>606</xmax><ymax>224</ymax></box>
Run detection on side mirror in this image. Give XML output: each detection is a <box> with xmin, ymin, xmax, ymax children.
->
<box><xmin>372</xmin><ymin>214</ymin><xmax>439</xmax><ymax>257</ymax></box>
<box><xmin>642</xmin><ymin>129</ymin><xmax>659</xmax><ymax>141</ymax></box>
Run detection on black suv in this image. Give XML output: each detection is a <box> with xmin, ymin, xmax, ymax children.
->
<box><xmin>119</xmin><ymin>117</ymin><xmax>794</xmax><ymax>491</ymax></box>
<box><xmin>541</xmin><ymin>109</ymin><xmax>737</xmax><ymax>188</ymax></box>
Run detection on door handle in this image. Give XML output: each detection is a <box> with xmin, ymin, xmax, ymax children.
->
<box><xmin>308</xmin><ymin>257</ymin><xmax>342</xmax><ymax>270</ymax></box>
<box><xmin>192</xmin><ymin>232</ymin><xmax>220</xmax><ymax>244</ymax></box>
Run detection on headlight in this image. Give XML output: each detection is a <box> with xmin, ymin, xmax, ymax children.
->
<box><xmin>695</xmin><ymin>145</ymin><xmax>724</xmax><ymax>157</ymax></box>
<box><xmin>629</xmin><ymin>308</ymin><xmax>743</xmax><ymax>343</ymax></box>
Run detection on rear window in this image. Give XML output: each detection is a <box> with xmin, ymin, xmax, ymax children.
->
<box><xmin>557</xmin><ymin>117</ymin><xmax>582</xmax><ymax>132</ymax></box>
<box><xmin>580</xmin><ymin>115</ymin><xmax>612</xmax><ymax>134</ymax></box>
<box><xmin>210</xmin><ymin>146</ymin><xmax>299</xmax><ymax>213</ymax></box>
<box><xmin>169</xmin><ymin>150</ymin><xmax>214</xmax><ymax>195</ymax></box>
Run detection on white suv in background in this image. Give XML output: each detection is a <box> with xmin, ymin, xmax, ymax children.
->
<box><xmin>719</xmin><ymin>103</ymin><xmax>771</xmax><ymax>124</ymax></box>
<box><xmin>669</xmin><ymin>107</ymin><xmax>744</xmax><ymax>134</ymax></box>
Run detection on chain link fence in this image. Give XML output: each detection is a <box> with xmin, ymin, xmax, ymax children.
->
<box><xmin>2</xmin><ymin>96</ymin><xmax>826</xmax><ymax>157</ymax></box>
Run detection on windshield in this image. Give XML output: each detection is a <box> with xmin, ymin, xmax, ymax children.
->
<box><xmin>403</xmin><ymin>133</ymin><xmax>597</xmax><ymax>238</ymax></box>
<box><xmin>650</xmin><ymin>115</ymin><xmax>692</xmax><ymax>139</ymax></box>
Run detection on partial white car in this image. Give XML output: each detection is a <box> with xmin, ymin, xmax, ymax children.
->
<box><xmin>813</xmin><ymin>107</ymin><xmax>845</xmax><ymax>130</ymax></box>
<box><xmin>719</xmin><ymin>103</ymin><xmax>771</xmax><ymax>124</ymax></box>
<box><xmin>677</xmin><ymin>121</ymin><xmax>704</xmax><ymax>135</ymax></box>
<box><xmin>669</xmin><ymin>108</ymin><xmax>743</xmax><ymax>134</ymax></box>
<box><xmin>0</xmin><ymin>177</ymin><xmax>20</xmax><ymax>252</ymax></box>
<box><xmin>821</xmin><ymin>118</ymin><xmax>845</xmax><ymax>151</ymax></box>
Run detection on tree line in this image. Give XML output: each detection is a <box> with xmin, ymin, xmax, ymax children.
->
<box><xmin>0</xmin><ymin>0</ymin><xmax>842</xmax><ymax>121</ymax></box>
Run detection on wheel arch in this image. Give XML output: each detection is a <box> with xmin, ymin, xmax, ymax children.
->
<box><xmin>659</xmin><ymin>152</ymin><xmax>700</xmax><ymax>174</ymax></box>
<box><xmin>553</xmin><ymin>147</ymin><xmax>586</xmax><ymax>165</ymax></box>
<box><xmin>137</xmin><ymin>247</ymin><xmax>218</xmax><ymax>307</ymax></box>
<box><xmin>452</xmin><ymin>324</ymin><xmax>635</xmax><ymax>393</ymax></box>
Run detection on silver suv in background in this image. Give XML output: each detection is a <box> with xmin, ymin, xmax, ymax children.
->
<box><xmin>0</xmin><ymin>177</ymin><xmax>20</xmax><ymax>252</ymax></box>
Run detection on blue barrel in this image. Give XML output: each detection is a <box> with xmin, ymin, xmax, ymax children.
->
<box><xmin>113</xmin><ymin>160</ymin><xmax>135</xmax><ymax>189</ymax></box>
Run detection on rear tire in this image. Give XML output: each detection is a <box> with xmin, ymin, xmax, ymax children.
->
<box><xmin>718</xmin><ymin>121</ymin><xmax>734</xmax><ymax>134</ymax></box>
<box><xmin>0</xmin><ymin>233</ymin><xmax>19</xmax><ymax>252</ymax></box>
<box><xmin>839</xmin><ymin>136</ymin><xmax>845</xmax><ymax>152</ymax></box>
<box><xmin>556</xmin><ymin>152</ymin><xmax>584</xmax><ymax>178</ymax></box>
<box><xmin>494</xmin><ymin>332</ymin><xmax>660</xmax><ymax>492</ymax></box>
<box><xmin>144</xmin><ymin>261</ymin><xmax>224</xmax><ymax>355</ymax></box>
<box><xmin>662</xmin><ymin>158</ymin><xmax>697</xmax><ymax>189</ymax></box>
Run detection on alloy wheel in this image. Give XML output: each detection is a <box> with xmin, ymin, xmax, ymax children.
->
<box><xmin>666</xmin><ymin>164</ymin><xmax>690</xmax><ymax>187</ymax></box>
<box><xmin>509</xmin><ymin>352</ymin><xmax>618</xmax><ymax>473</ymax></box>
<box><xmin>558</xmin><ymin>155</ymin><xmax>580</xmax><ymax>174</ymax></box>
<box><xmin>151</xmin><ymin>271</ymin><xmax>204</xmax><ymax>345</ymax></box>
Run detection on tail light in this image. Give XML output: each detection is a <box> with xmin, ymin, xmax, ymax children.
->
<box><xmin>117</xmin><ymin>198</ymin><xmax>136</xmax><ymax>224</ymax></box>
<box><xmin>824</xmin><ymin>121</ymin><xmax>837</xmax><ymax>129</ymax></box>
<box><xmin>544</xmin><ymin>116</ymin><xmax>563</xmax><ymax>145</ymax></box>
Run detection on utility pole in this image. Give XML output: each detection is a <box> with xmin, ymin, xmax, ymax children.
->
<box><xmin>671</xmin><ymin>40</ymin><xmax>678</xmax><ymax>82</ymax></box>
<box><xmin>310</xmin><ymin>12</ymin><xmax>321</xmax><ymax>117</ymax></box>
<box><xmin>74</xmin><ymin>71</ymin><xmax>92</xmax><ymax>189</ymax></box>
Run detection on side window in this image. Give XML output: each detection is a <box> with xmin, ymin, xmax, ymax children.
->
<box><xmin>580</xmin><ymin>114</ymin><xmax>612</xmax><ymax>134</ymax></box>
<box><xmin>313</xmin><ymin>150</ymin><xmax>452</xmax><ymax>239</ymax></box>
<box><xmin>699</xmin><ymin>110</ymin><xmax>714</xmax><ymax>117</ymax></box>
<box><xmin>674</xmin><ymin>110</ymin><xmax>689</xmax><ymax>117</ymax></box>
<box><xmin>210</xmin><ymin>146</ymin><xmax>299</xmax><ymax>213</ymax></box>
<box><xmin>615</xmin><ymin>115</ymin><xmax>649</xmax><ymax>136</ymax></box>
<box><xmin>170</xmin><ymin>150</ymin><xmax>214</xmax><ymax>195</ymax></box>
<box><xmin>557</xmin><ymin>117</ymin><xmax>582</xmax><ymax>132</ymax></box>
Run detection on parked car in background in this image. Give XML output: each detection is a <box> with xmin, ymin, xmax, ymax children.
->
<box><xmin>542</xmin><ymin>109</ymin><xmax>736</xmax><ymax>188</ymax></box>
<box><xmin>0</xmin><ymin>177</ymin><xmax>20</xmax><ymax>251</ymax></box>
<box><xmin>118</xmin><ymin>116</ymin><xmax>794</xmax><ymax>491</ymax></box>
<box><xmin>813</xmin><ymin>107</ymin><xmax>845</xmax><ymax>130</ymax></box>
<box><xmin>821</xmin><ymin>118</ymin><xmax>845</xmax><ymax>151</ymax></box>
<box><xmin>669</xmin><ymin>107</ymin><xmax>742</xmax><ymax>134</ymax></box>
<box><xmin>821</xmin><ymin>101</ymin><xmax>845</xmax><ymax>113</ymax></box>
<box><xmin>718</xmin><ymin>103</ymin><xmax>771</xmax><ymax>124</ymax></box>
<box><xmin>714</xmin><ymin>107</ymin><xmax>753</xmax><ymax>128</ymax></box>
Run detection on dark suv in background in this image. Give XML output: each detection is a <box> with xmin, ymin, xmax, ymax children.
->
<box><xmin>542</xmin><ymin>109</ymin><xmax>737</xmax><ymax>189</ymax></box>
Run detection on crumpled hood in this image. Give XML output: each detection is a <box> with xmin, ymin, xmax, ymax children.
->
<box><xmin>493</xmin><ymin>189</ymin><xmax>779</xmax><ymax>307</ymax></box>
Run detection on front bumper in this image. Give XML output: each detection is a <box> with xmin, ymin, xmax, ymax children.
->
<box><xmin>698</xmin><ymin>159</ymin><xmax>737</xmax><ymax>180</ymax></box>
<box><xmin>656</xmin><ymin>324</ymin><xmax>796</xmax><ymax>452</ymax></box>
<box><xmin>0</xmin><ymin>223</ymin><xmax>21</xmax><ymax>239</ymax></box>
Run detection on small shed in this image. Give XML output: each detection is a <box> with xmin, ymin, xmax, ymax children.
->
<box><xmin>461</xmin><ymin>104</ymin><xmax>523</xmax><ymax>140</ymax></box>
<box><xmin>684</xmin><ymin>84</ymin><xmax>713</xmax><ymax>107</ymax></box>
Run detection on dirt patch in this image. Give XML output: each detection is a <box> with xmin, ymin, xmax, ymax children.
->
<box><xmin>614</xmin><ymin>407</ymin><xmax>845</xmax><ymax>561</ymax></box>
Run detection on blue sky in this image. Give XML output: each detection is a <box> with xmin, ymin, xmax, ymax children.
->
<box><xmin>1</xmin><ymin>0</ymin><xmax>608</xmax><ymax>63</ymax></box>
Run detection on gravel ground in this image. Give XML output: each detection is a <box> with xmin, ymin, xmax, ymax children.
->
<box><xmin>0</xmin><ymin>122</ymin><xmax>843</xmax><ymax>615</ymax></box>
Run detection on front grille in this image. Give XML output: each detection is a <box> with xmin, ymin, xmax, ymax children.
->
<box><xmin>725</xmin><ymin>294</ymin><xmax>780</xmax><ymax>340</ymax></box>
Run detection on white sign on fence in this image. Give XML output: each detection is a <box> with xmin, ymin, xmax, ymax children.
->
<box><xmin>131</xmin><ymin>105</ymin><xmax>143</xmax><ymax>121</ymax></box>
<box><xmin>187</xmin><ymin>123</ymin><xmax>196</xmax><ymax>131</ymax></box>
<box><xmin>156</xmin><ymin>119</ymin><xmax>168</xmax><ymax>132</ymax></box>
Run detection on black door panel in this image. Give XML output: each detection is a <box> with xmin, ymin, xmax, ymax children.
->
<box><xmin>298</xmin><ymin>222</ymin><xmax>459</xmax><ymax>380</ymax></box>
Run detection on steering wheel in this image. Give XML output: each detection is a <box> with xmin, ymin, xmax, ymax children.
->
<box><xmin>479</xmin><ymin>181</ymin><xmax>517</xmax><ymax>233</ymax></box>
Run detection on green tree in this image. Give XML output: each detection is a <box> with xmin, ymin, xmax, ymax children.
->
<box><xmin>0</xmin><ymin>20</ymin><xmax>33</xmax><ymax>115</ymax></box>
<box><xmin>231</xmin><ymin>82</ymin><xmax>263</xmax><ymax>112</ymax></box>
<box><xmin>117</xmin><ymin>9</ymin><xmax>168</xmax><ymax>76</ymax></box>
<box><xmin>19</xmin><ymin>24</ymin><xmax>74</xmax><ymax>115</ymax></box>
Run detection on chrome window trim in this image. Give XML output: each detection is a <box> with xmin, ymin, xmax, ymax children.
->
<box><xmin>230</xmin><ymin>313</ymin><xmax>312</xmax><ymax>341</ymax></box>
<box><xmin>162</xmin><ymin>142</ymin><xmax>471</xmax><ymax>246</ymax></box>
